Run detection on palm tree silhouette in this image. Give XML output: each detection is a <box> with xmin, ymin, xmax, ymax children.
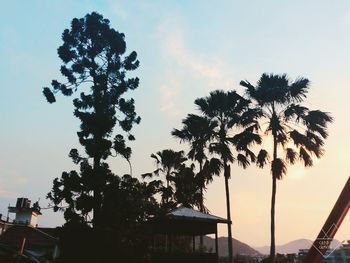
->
<box><xmin>172</xmin><ymin>114</ymin><xmax>222</xmax><ymax>251</ymax></box>
<box><xmin>142</xmin><ymin>149</ymin><xmax>187</xmax><ymax>205</ymax></box>
<box><xmin>172</xmin><ymin>114</ymin><xmax>221</xmax><ymax>212</ymax></box>
<box><xmin>195</xmin><ymin>90</ymin><xmax>261</xmax><ymax>263</ymax></box>
<box><xmin>240</xmin><ymin>73</ymin><xmax>333</xmax><ymax>262</ymax></box>
<box><xmin>171</xmin><ymin>164</ymin><xmax>201</xmax><ymax>208</ymax></box>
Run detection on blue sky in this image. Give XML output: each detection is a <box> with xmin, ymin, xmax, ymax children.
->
<box><xmin>1</xmin><ymin>1</ymin><xmax>350</xmax><ymax>246</ymax></box>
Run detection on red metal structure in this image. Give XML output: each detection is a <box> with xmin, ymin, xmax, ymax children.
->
<box><xmin>302</xmin><ymin>176</ymin><xmax>350</xmax><ymax>263</ymax></box>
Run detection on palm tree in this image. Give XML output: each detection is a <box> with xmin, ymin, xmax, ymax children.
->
<box><xmin>171</xmin><ymin>164</ymin><xmax>201</xmax><ymax>208</ymax></box>
<box><xmin>172</xmin><ymin>114</ymin><xmax>222</xmax><ymax>251</ymax></box>
<box><xmin>194</xmin><ymin>90</ymin><xmax>262</xmax><ymax>263</ymax></box>
<box><xmin>172</xmin><ymin>114</ymin><xmax>221</xmax><ymax>212</ymax></box>
<box><xmin>142</xmin><ymin>149</ymin><xmax>187</xmax><ymax>205</ymax></box>
<box><xmin>240</xmin><ymin>73</ymin><xmax>333</xmax><ymax>262</ymax></box>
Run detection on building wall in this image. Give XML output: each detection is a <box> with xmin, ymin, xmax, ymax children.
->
<box><xmin>15</xmin><ymin>212</ymin><xmax>37</xmax><ymax>227</ymax></box>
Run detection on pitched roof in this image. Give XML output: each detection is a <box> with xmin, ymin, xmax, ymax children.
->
<box><xmin>0</xmin><ymin>225</ymin><xmax>57</xmax><ymax>250</ymax></box>
<box><xmin>167</xmin><ymin>207</ymin><xmax>229</xmax><ymax>223</ymax></box>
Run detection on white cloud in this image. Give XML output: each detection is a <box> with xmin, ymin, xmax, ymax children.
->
<box><xmin>156</xmin><ymin>16</ymin><xmax>234</xmax><ymax>89</ymax></box>
<box><xmin>154</xmin><ymin>16</ymin><xmax>235</xmax><ymax>119</ymax></box>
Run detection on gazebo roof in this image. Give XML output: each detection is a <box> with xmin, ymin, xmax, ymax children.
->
<box><xmin>148</xmin><ymin>207</ymin><xmax>229</xmax><ymax>235</ymax></box>
<box><xmin>167</xmin><ymin>207</ymin><xmax>229</xmax><ymax>224</ymax></box>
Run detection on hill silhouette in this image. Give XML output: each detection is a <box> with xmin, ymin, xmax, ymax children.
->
<box><xmin>201</xmin><ymin>236</ymin><xmax>261</xmax><ymax>256</ymax></box>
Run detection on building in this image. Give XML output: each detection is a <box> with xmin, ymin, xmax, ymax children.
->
<box><xmin>0</xmin><ymin>197</ymin><xmax>58</xmax><ymax>262</ymax></box>
<box><xmin>8</xmin><ymin>197</ymin><xmax>42</xmax><ymax>227</ymax></box>
<box><xmin>147</xmin><ymin>206</ymin><xmax>229</xmax><ymax>263</ymax></box>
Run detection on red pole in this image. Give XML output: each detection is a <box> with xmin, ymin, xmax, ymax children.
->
<box><xmin>302</xmin><ymin>176</ymin><xmax>350</xmax><ymax>263</ymax></box>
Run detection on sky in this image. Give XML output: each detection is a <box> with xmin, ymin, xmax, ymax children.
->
<box><xmin>0</xmin><ymin>0</ymin><xmax>350</xmax><ymax>248</ymax></box>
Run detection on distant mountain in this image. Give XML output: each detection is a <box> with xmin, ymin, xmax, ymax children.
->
<box><xmin>201</xmin><ymin>236</ymin><xmax>261</xmax><ymax>257</ymax></box>
<box><xmin>254</xmin><ymin>239</ymin><xmax>342</xmax><ymax>255</ymax></box>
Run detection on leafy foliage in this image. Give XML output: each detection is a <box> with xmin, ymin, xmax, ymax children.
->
<box><xmin>172</xmin><ymin>114</ymin><xmax>222</xmax><ymax>212</ymax></box>
<box><xmin>142</xmin><ymin>149</ymin><xmax>187</xmax><ymax>209</ymax></box>
<box><xmin>44</xmin><ymin>12</ymin><xmax>141</xmax><ymax>225</ymax></box>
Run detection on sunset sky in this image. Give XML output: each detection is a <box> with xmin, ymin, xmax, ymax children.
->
<box><xmin>1</xmin><ymin>1</ymin><xmax>350</xmax><ymax>247</ymax></box>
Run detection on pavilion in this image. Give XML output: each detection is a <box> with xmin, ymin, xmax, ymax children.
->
<box><xmin>147</xmin><ymin>206</ymin><xmax>229</xmax><ymax>263</ymax></box>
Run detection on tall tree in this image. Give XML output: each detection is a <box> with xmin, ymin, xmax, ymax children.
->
<box><xmin>44</xmin><ymin>12</ymin><xmax>140</xmax><ymax>227</ymax></box>
<box><xmin>172</xmin><ymin>114</ymin><xmax>222</xmax><ymax>250</ymax></box>
<box><xmin>172</xmin><ymin>114</ymin><xmax>221</xmax><ymax>212</ymax></box>
<box><xmin>195</xmin><ymin>90</ymin><xmax>262</xmax><ymax>263</ymax></box>
<box><xmin>240</xmin><ymin>73</ymin><xmax>333</xmax><ymax>262</ymax></box>
<box><xmin>171</xmin><ymin>164</ymin><xmax>201</xmax><ymax>208</ymax></box>
<box><xmin>142</xmin><ymin>149</ymin><xmax>187</xmax><ymax>207</ymax></box>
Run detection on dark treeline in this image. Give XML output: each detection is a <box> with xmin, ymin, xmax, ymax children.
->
<box><xmin>43</xmin><ymin>12</ymin><xmax>333</xmax><ymax>263</ymax></box>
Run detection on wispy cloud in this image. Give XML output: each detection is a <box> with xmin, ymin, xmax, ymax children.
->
<box><xmin>156</xmin><ymin>16</ymin><xmax>234</xmax><ymax>89</ymax></box>
<box><xmin>154</xmin><ymin>15</ymin><xmax>234</xmax><ymax>119</ymax></box>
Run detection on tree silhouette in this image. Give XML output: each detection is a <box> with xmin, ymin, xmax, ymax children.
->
<box><xmin>195</xmin><ymin>90</ymin><xmax>262</xmax><ymax>263</ymax></box>
<box><xmin>172</xmin><ymin>114</ymin><xmax>222</xmax><ymax>250</ymax></box>
<box><xmin>43</xmin><ymin>12</ymin><xmax>140</xmax><ymax>227</ymax></box>
<box><xmin>172</xmin><ymin>114</ymin><xmax>222</xmax><ymax>212</ymax></box>
<box><xmin>171</xmin><ymin>164</ymin><xmax>201</xmax><ymax>208</ymax></box>
<box><xmin>240</xmin><ymin>73</ymin><xmax>333</xmax><ymax>262</ymax></box>
<box><xmin>142</xmin><ymin>149</ymin><xmax>187</xmax><ymax>207</ymax></box>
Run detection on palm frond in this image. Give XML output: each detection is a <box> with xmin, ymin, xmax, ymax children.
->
<box><xmin>206</xmin><ymin>158</ymin><xmax>223</xmax><ymax>177</ymax></box>
<box><xmin>289</xmin><ymin>130</ymin><xmax>324</xmax><ymax>158</ymax></box>
<box><xmin>283</xmin><ymin>103</ymin><xmax>308</xmax><ymax>122</ymax></box>
<box><xmin>255</xmin><ymin>73</ymin><xmax>290</xmax><ymax>106</ymax></box>
<box><xmin>257</xmin><ymin>149</ymin><xmax>269</xmax><ymax>168</ymax></box>
<box><xmin>285</xmin><ymin>148</ymin><xmax>297</xmax><ymax>164</ymax></box>
<box><xmin>209</xmin><ymin>142</ymin><xmax>234</xmax><ymax>163</ymax></box>
<box><xmin>302</xmin><ymin>110</ymin><xmax>333</xmax><ymax>138</ymax></box>
<box><xmin>231</xmin><ymin>131</ymin><xmax>262</xmax><ymax>150</ymax></box>
<box><xmin>243</xmin><ymin>148</ymin><xmax>256</xmax><ymax>162</ymax></box>
<box><xmin>271</xmin><ymin>158</ymin><xmax>286</xmax><ymax>180</ymax></box>
<box><xmin>306</xmin><ymin>131</ymin><xmax>324</xmax><ymax>147</ymax></box>
<box><xmin>239</xmin><ymin>80</ymin><xmax>256</xmax><ymax>99</ymax></box>
<box><xmin>237</xmin><ymin>154</ymin><xmax>250</xmax><ymax>169</ymax></box>
<box><xmin>276</xmin><ymin>132</ymin><xmax>288</xmax><ymax>146</ymax></box>
<box><xmin>171</xmin><ymin>128</ymin><xmax>192</xmax><ymax>142</ymax></box>
<box><xmin>299</xmin><ymin>147</ymin><xmax>313</xmax><ymax>167</ymax></box>
<box><xmin>289</xmin><ymin>77</ymin><xmax>309</xmax><ymax>102</ymax></box>
<box><xmin>150</xmin><ymin>153</ymin><xmax>160</xmax><ymax>164</ymax></box>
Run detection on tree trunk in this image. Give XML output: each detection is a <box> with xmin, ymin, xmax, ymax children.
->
<box><xmin>199</xmin><ymin>186</ymin><xmax>204</xmax><ymax>251</ymax></box>
<box><xmin>224</xmin><ymin>164</ymin><xmax>233</xmax><ymax>263</ymax></box>
<box><xmin>93</xmin><ymin>157</ymin><xmax>101</xmax><ymax>227</ymax></box>
<box><xmin>270</xmin><ymin>176</ymin><xmax>277</xmax><ymax>262</ymax></box>
<box><xmin>199</xmin><ymin>161</ymin><xmax>204</xmax><ymax>251</ymax></box>
<box><xmin>270</xmin><ymin>132</ymin><xmax>278</xmax><ymax>262</ymax></box>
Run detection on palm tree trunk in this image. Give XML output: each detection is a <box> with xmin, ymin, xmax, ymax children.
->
<box><xmin>199</xmin><ymin>186</ymin><xmax>204</xmax><ymax>251</ymax></box>
<box><xmin>224</xmin><ymin>164</ymin><xmax>233</xmax><ymax>263</ymax></box>
<box><xmin>270</xmin><ymin>176</ymin><xmax>277</xmax><ymax>262</ymax></box>
<box><xmin>270</xmin><ymin>132</ymin><xmax>278</xmax><ymax>262</ymax></box>
<box><xmin>199</xmin><ymin>161</ymin><xmax>204</xmax><ymax>251</ymax></box>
